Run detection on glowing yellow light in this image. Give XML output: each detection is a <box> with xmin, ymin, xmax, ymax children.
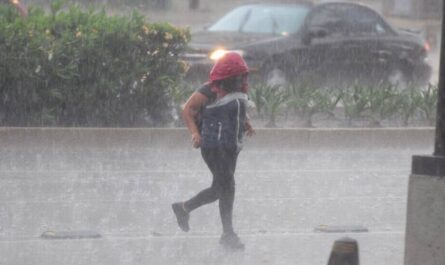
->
<box><xmin>12</xmin><ymin>0</ymin><xmax>19</xmax><ymax>4</ymax></box>
<box><xmin>209</xmin><ymin>49</ymin><xmax>228</xmax><ymax>61</ymax></box>
<box><xmin>209</xmin><ymin>49</ymin><xmax>244</xmax><ymax>61</ymax></box>
<box><xmin>281</xmin><ymin>32</ymin><xmax>289</xmax><ymax>36</ymax></box>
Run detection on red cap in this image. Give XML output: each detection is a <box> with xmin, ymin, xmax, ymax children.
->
<box><xmin>209</xmin><ymin>52</ymin><xmax>249</xmax><ymax>81</ymax></box>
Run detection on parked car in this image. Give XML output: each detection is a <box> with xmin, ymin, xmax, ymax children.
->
<box><xmin>181</xmin><ymin>1</ymin><xmax>432</xmax><ymax>88</ymax></box>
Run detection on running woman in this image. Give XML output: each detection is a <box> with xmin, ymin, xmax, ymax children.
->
<box><xmin>172</xmin><ymin>52</ymin><xmax>254</xmax><ymax>250</ymax></box>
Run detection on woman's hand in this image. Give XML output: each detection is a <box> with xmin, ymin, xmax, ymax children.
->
<box><xmin>191</xmin><ymin>132</ymin><xmax>201</xmax><ymax>148</ymax></box>
<box><xmin>245</xmin><ymin>121</ymin><xmax>255</xmax><ymax>137</ymax></box>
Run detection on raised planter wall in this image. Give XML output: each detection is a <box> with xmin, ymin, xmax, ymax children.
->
<box><xmin>0</xmin><ymin>127</ymin><xmax>435</xmax><ymax>150</ymax></box>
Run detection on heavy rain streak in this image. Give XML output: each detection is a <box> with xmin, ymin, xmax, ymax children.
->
<box><xmin>0</xmin><ymin>0</ymin><xmax>441</xmax><ymax>265</ymax></box>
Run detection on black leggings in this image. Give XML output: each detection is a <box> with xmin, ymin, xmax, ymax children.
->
<box><xmin>184</xmin><ymin>146</ymin><xmax>239</xmax><ymax>234</ymax></box>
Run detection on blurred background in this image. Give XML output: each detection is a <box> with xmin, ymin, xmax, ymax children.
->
<box><xmin>2</xmin><ymin>0</ymin><xmax>442</xmax><ymax>128</ymax></box>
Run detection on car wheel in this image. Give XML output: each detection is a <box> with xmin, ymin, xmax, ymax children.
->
<box><xmin>387</xmin><ymin>67</ymin><xmax>408</xmax><ymax>90</ymax></box>
<box><xmin>265</xmin><ymin>67</ymin><xmax>288</xmax><ymax>87</ymax></box>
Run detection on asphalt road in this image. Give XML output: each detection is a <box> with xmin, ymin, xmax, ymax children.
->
<box><xmin>0</xmin><ymin>137</ymin><xmax>433</xmax><ymax>265</ymax></box>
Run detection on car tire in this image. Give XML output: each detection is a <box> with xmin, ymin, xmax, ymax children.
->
<box><xmin>387</xmin><ymin>67</ymin><xmax>408</xmax><ymax>90</ymax></box>
<box><xmin>265</xmin><ymin>67</ymin><xmax>288</xmax><ymax>87</ymax></box>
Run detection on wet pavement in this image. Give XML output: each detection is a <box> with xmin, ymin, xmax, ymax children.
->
<box><xmin>0</xmin><ymin>133</ymin><xmax>433</xmax><ymax>265</ymax></box>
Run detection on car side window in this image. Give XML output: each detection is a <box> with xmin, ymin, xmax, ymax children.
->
<box><xmin>208</xmin><ymin>6</ymin><xmax>250</xmax><ymax>32</ymax></box>
<box><xmin>306</xmin><ymin>4</ymin><xmax>390</xmax><ymax>38</ymax></box>
<box><xmin>242</xmin><ymin>6</ymin><xmax>310</xmax><ymax>34</ymax></box>
<box><xmin>341</xmin><ymin>5</ymin><xmax>388</xmax><ymax>36</ymax></box>
<box><xmin>242</xmin><ymin>8</ymin><xmax>275</xmax><ymax>33</ymax></box>
<box><xmin>305</xmin><ymin>6</ymin><xmax>348</xmax><ymax>38</ymax></box>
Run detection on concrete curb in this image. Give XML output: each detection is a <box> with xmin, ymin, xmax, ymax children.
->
<box><xmin>0</xmin><ymin>127</ymin><xmax>435</xmax><ymax>150</ymax></box>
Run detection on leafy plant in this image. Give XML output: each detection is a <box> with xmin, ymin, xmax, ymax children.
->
<box><xmin>398</xmin><ymin>86</ymin><xmax>422</xmax><ymax>126</ymax></box>
<box><xmin>248</xmin><ymin>83</ymin><xmax>268</xmax><ymax>119</ymax></box>
<box><xmin>285</xmin><ymin>83</ymin><xmax>341</xmax><ymax>127</ymax></box>
<box><xmin>417</xmin><ymin>83</ymin><xmax>438</xmax><ymax>126</ymax></box>
<box><xmin>255</xmin><ymin>84</ymin><xmax>287</xmax><ymax>127</ymax></box>
<box><xmin>0</xmin><ymin>2</ymin><xmax>190</xmax><ymax>127</ymax></box>
<box><xmin>340</xmin><ymin>84</ymin><xmax>370</xmax><ymax>126</ymax></box>
<box><xmin>366</xmin><ymin>84</ymin><xmax>401</xmax><ymax>127</ymax></box>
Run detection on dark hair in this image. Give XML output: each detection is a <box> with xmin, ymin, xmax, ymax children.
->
<box><xmin>215</xmin><ymin>74</ymin><xmax>246</xmax><ymax>92</ymax></box>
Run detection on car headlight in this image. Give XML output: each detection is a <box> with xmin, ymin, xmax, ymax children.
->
<box><xmin>209</xmin><ymin>49</ymin><xmax>245</xmax><ymax>61</ymax></box>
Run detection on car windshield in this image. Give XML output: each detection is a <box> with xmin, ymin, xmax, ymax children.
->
<box><xmin>208</xmin><ymin>5</ymin><xmax>310</xmax><ymax>35</ymax></box>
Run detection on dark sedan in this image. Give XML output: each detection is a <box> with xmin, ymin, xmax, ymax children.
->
<box><xmin>181</xmin><ymin>2</ymin><xmax>432</xmax><ymax>88</ymax></box>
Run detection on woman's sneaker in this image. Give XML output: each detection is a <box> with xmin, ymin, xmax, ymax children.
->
<box><xmin>171</xmin><ymin>202</ymin><xmax>190</xmax><ymax>232</ymax></box>
<box><xmin>219</xmin><ymin>233</ymin><xmax>245</xmax><ymax>250</ymax></box>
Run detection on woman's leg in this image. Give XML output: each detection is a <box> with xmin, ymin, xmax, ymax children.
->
<box><xmin>183</xmin><ymin>148</ymin><xmax>222</xmax><ymax>212</ymax></box>
<box><xmin>216</xmin><ymin>146</ymin><xmax>244</xmax><ymax>250</ymax></box>
<box><xmin>176</xmin><ymin>146</ymin><xmax>241</xmax><ymax>242</ymax></box>
<box><xmin>186</xmin><ymin>146</ymin><xmax>238</xmax><ymax>234</ymax></box>
<box><xmin>217</xmin><ymin>146</ymin><xmax>238</xmax><ymax>235</ymax></box>
<box><xmin>173</xmin><ymin>148</ymin><xmax>221</xmax><ymax>232</ymax></box>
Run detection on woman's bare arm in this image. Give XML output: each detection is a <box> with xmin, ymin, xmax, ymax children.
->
<box><xmin>244</xmin><ymin>114</ymin><xmax>255</xmax><ymax>137</ymax></box>
<box><xmin>182</xmin><ymin>92</ymin><xmax>208</xmax><ymax>148</ymax></box>
<box><xmin>10</xmin><ymin>0</ymin><xmax>28</xmax><ymax>17</ymax></box>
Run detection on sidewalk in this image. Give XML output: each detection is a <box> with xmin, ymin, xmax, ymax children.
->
<box><xmin>0</xmin><ymin>128</ymin><xmax>434</xmax><ymax>265</ymax></box>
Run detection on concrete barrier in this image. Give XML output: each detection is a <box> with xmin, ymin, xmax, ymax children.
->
<box><xmin>0</xmin><ymin>127</ymin><xmax>435</xmax><ymax>150</ymax></box>
<box><xmin>404</xmin><ymin>173</ymin><xmax>445</xmax><ymax>265</ymax></box>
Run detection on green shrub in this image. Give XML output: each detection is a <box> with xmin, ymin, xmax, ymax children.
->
<box><xmin>0</xmin><ymin>2</ymin><xmax>190</xmax><ymax>126</ymax></box>
<box><xmin>168</xmin><ymin>81</ymin><xmax>194</xmax><ymax>126</ymax></box>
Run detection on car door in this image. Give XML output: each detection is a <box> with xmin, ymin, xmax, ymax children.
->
<box><xmin>296</xmin><ymin>3</ymin><xmax>395</xmax><ymax>87</ymax></box>
<box><xmin>296</xmin><ymin>4</ymin><xmax>352</xmax><ymax>87</ymax></box>
<box><xmin>336</xmin><ymin>4</ymin><xmax>396</xmax><ymax>86</ymax></box>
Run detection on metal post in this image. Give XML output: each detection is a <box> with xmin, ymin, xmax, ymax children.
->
<box><xmin>412</xmin><ymin>0</ymin><xmax>445</xmax><ymax>176</ymax></box>
<box><xmin>406</xmin><ymin>6</ymin><xmax>445</xmax><ymax>264</ymax></box>
<box><xmin>434</xmin><ymin>0</ymin><xmax>445</xmax><ymax>156</ymax></box>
